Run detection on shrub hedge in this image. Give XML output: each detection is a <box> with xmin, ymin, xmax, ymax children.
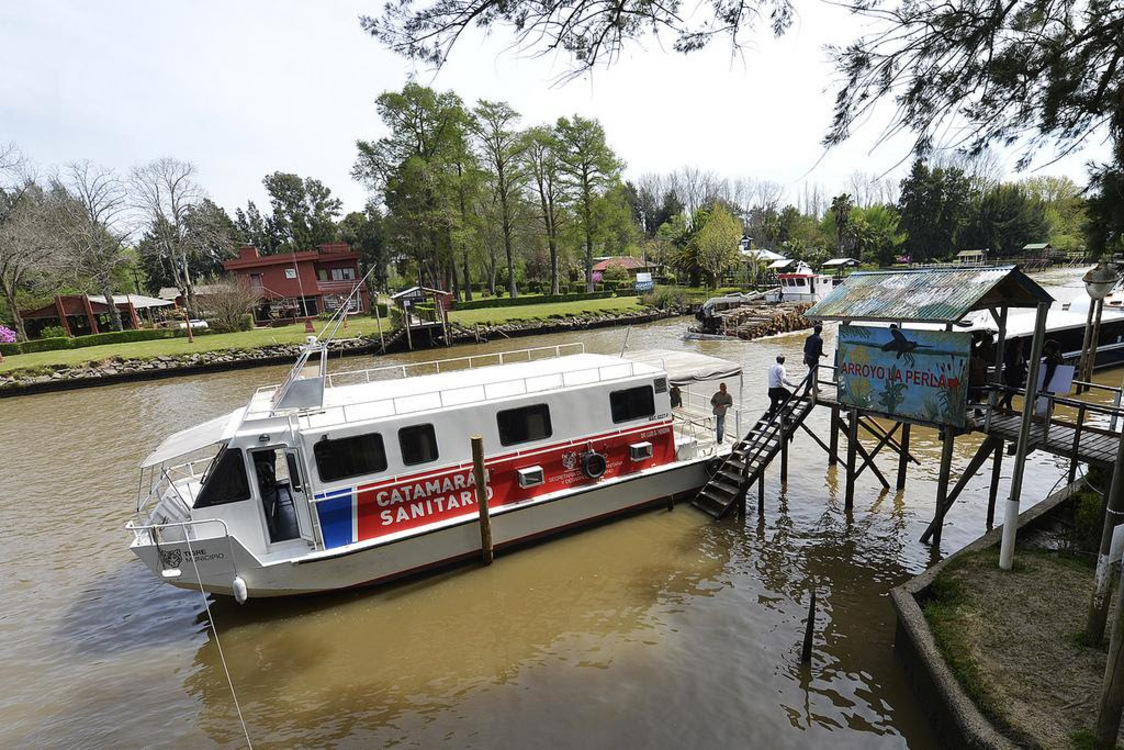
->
<box><xmin>453</xmin><ymin>291</ymin><xmax>614</xmax><ymax>310</ymax></box>
<box><xmin>0</xmin><ymin>326</ymin><xmax>197</xmax><ymax>356</ymax></box>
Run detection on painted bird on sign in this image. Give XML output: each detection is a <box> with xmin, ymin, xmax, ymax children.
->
<box><xmin>881</xmin><ymin>327</ymin><xmax>933</xmax><ymax>359</ymax></box>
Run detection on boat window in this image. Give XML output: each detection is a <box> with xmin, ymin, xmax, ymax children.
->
<box><xmin>610</xmin><ymin>386</ymin><xmax>655</xmax><ymax>423</ymax></box>
<box><xmin>399</xmin><ymin>424</ymin><xmax>439</xmax><ymax>466</ymax></box>
<box><xmin>314</xmin><ymin>433</ymin><xmax>387</xmax><ymax>482</ymax></box>
<box><xmin>195</xmin><ymin>447</ymin><xmax>251</xmax><ymax>508</ymax></box>
<box><xmin>497</xmin><ymin>404</ymin><xmax>552</xmax><ymax>446</ymax></box>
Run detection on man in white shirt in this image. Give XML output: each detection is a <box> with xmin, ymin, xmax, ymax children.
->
<box><xmin>767</xmin><ymin>355</ymin><xmax>798</xmax><ymax>419</ymax></box>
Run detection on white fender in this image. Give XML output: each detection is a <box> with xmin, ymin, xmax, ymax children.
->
<box><xmin>232</xmin><ymin>576</ymin><xmax>248</xmax><ymax>604</ymax></box>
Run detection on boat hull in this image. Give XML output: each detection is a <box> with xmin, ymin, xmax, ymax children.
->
<box><xmin>131</xmin><ymin>457</ymin><xmax>712</xmax><ymax>598</ymax></box>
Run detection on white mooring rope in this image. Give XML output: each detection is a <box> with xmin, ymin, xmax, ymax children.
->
<box><xmin>184</xmin><ymin>536</ymin><xmax>254</xmax><ymax>749</ymax></box>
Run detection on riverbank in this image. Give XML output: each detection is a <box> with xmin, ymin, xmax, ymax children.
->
<box><xmin>0</xmin><ymin>306</ymin><xmax>681</xmax><ymax>396</ymax></box>
<box><xmin>892</xmin><ymin>481</ymin><xmax>1117</xmax><ymax>748</ymax></box>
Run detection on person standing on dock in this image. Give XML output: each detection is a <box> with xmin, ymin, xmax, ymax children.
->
<box><xmin>710</xmin><ymin>383</ymin><xmax>734</xmax><ymax>443</ymax></box>
<box><xmin>803</xmin><ymin>324</ymin><xmax>826</xmax><ymax>373</ymax></box>
<box><xmin>767</xmin><ymin>355</ymin><xmax>799</xmax><ymax>420</ymax></box>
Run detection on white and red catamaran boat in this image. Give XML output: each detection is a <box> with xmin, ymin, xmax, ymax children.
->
<box><xmin>127</xmin><ymin>333</ymin><xmax>744</xmax><ymax>600</ymax></box>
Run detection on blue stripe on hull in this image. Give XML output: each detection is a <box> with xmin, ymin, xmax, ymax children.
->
<box><xmin>317</xmin><ymin>489</ymin><xmax>354</xmax><ymax>548</ymax></box>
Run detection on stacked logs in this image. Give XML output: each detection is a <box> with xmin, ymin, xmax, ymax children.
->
<box><xmin>715</xmin><ymin>302</ymin><xmax>813</xmax><ymax>341</ymax></box>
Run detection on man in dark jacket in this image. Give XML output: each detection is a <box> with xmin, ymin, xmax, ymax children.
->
<box><xmin>803</xmin><ymin>324</ymin><xmax>826</xmax><ymax>372</ymax></box>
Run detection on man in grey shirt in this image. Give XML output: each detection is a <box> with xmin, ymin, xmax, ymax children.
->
<box><xmin>711</xmin><ymin>382</ymin><xmax>734</xmax><ymax>443</ymax></box>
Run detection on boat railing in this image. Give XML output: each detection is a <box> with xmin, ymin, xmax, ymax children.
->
<box><xmin>299</xmin><ymin>357</ymin><xmax>651</xmax><ymax>429</ymax></box>
<box><xmin>252</xmin><ymin>342</ymin><xmax>587</xmax><ymax>398</ymax></box>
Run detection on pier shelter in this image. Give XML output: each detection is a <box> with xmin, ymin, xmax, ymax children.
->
<box><xmin>805</xmin><ymin>266</ymin><xmax>1057</xmax><ymax>564</ymax></box>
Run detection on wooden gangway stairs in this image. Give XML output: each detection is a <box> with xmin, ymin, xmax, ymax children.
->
<box><xmin>692</xmin><ymin>374</ymin><xmax>816</xmax><ymax>520</ymax></box>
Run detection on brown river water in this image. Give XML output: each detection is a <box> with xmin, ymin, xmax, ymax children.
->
<box><xmin>0</xmin><ymin>268</ymin><xmax>1111</xmax><ymax>748</ymax></box>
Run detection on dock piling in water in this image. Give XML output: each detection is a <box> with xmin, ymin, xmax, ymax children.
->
<box><xmin>471</xmin><ymin>435</ymin><xmax>493</xmax><ymax>565</ymax></box>
<box><xmin>801</xmin><ymin>589</ymin><xmax>817</xmax><ymax>664</ymax></box>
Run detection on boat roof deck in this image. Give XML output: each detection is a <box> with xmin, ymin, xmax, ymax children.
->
<box><xmin>248</xmin><ymin>353</ymin><xmax>664</xmax><ymax>428</ymax></box>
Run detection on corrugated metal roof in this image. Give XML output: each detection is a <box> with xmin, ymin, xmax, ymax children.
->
<box><xmin>806</xmin><ymin>265</ymin><xmax>1053</xmax><ymax>324</ymax></box>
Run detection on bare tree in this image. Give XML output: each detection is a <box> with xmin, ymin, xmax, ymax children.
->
<box><xmin>54</xmin><ymin>162</ymin><xmax>130</xmax><ymax>331</ymax></box>
<box><xmin>201</xmin><ymin>280</ymin><xmax>258</xmax><ymax>332</ymax></box>
<box><xmin>131</xmin><ymin>158</ymin><xmax>212</xmax><ymax>318</ymax></box>
<box><xmin>0</xmin><ymin>174</ymin><xmax>58</xmax><ymax>341</ymax></box>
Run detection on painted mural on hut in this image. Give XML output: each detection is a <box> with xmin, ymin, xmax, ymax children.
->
<box><xmin>835</xmin><ymin>324</ymin><xmax>971</xmax><ymax>428</ymax></box>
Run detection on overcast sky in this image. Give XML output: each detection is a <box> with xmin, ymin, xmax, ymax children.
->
<box><xmin>1</xmin><ymin>0</ymin><xmax>1113</xmax><ymax>218</ymax></box>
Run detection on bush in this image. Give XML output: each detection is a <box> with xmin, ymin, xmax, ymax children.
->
<box><xmin>642</xmin><ymin>287</ymin><xmax>691</xmax><ymax>311</ymax></box>
<box><xmin>0</xmin><ymin>341</ymin><xmax>19</xmax><ymax>356</ymax></box>
<box><xmin>453</xmin><ymin>291</ymin><xmax>614</xmax><ymax>311</ymax></box>
<box><xmin>18</xmin><ymin>336</ymin><xmax>73</xmax><ymax>354</ymax></box>
<box><xmin>369</xmin><ymin>302</ymin><xmax>389</xmax><ymax>318</ymax></box>
<box><xmin>38</xmin><ymin>325</ymin><xmax>69</xmax><ymax>339</ymax></box>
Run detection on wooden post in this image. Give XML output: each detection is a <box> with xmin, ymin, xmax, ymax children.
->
<box><xmin>471</xmin><ymin>435</ymin><xmax>493</xmax><ymax>565</ymax></box>
<box><xmin>373</xmin><ymin>296</ymin><xmax>386</xmax><ymax>352</ymax></box>
<box><xmin>801</xmin><ymin>589</ymin><xmax>816</xmax><ymax>664</ymax></box>
<box><xmin>404</xmin><ymin>305</ymin><xmax>414</xmax><ymax>351</ymax></box>
<box><xmin>896</xmin><ymin>423</ymin><xmax>911</xmax><ymax>490</ymax></box>
<box><xmin>780</xmin><ymin>421</ymin><xmax>789</xmax><ymax>483</ymax></box>
<box><xmin>1078</xmin><ymin>301</ymin><xmax>1096</xmax><ymax>393</ymax></box>
<box><xmin>932</xmin><ymin>427</ymin><xmax>956</xmax><ymax>547</ymax></box>
<box><xmin>758</xmin><ymin>470</ymin><xmax>765</xmax><ymax>515</ymax></box>
<box><xmin>987</xmin><ymin>440</ymin><xmax>1003</xmax><ymax>528</ymax></box>
<box><xmin>1095</xmin><ymin>562</ymin><xmax>1124</xmax><ymax>748</ymax></box>
<box><xmin>829</xmin><ymin>404</ymin><xmax>840</xmax><ymax>466</ymax></box>
<box><xmin>845</xmin><ymin>409</ymin><xmax>859</xmax><ymax>511</ymax></box>
<box><xmin>1000</xmin><ymin>302</ymin><xmax>1050</xmax><ymax>570</ymax></box>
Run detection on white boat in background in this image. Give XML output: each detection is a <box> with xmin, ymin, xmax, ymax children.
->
<box><xmin>127</xmin><ymin>337</ymin><xmax>746</xmax><ymax>600</ymax></box>
<box><xmin>763</xmin><ymin>262</ymin><xmax>837</xmax><ymax>304</ymax></box>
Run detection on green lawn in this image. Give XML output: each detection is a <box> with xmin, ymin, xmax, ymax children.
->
<box><xmin>448</xmin><ymin>296</ymin><xmax>645</xmax><ymax>326</ymax></box>
<box><xmin>0</xmin><ymin>297</ymin><xmax>648</xmax><ymax>374</ymax></box>
<box><xmin>0</xmin><ymin>317</ymin><xmax>395</xmax><ymax>374</ymax></box>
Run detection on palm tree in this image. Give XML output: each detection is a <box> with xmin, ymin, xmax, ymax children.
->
<box><xmin>831</xmin><ymin>193</ymin><xmax>854</xmax><ymax>256</ymax></box>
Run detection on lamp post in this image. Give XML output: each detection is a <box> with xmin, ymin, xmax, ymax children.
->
<box><xmin>1078</xmin><ymin>263</ymin><xmax>1117</xmax><ymax>393</ymax></box>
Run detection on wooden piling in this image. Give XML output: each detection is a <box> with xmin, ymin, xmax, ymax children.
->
<box><xmin>896</xmin><ymin>423</ymin><xmax>911</xmax><ymax>490</ymax></box>
<box><xmin>829</xmin><ymin>404</ymin><xmax>840</xmax><ymax>466</ymax></box>
<box><xmin>987</xmin><ymin>439</ymin><xmax>1003</xmax><ymax>528</ymax></box>
<box><xmin>931</xmin><ymin>427</ymin><xmax>956</xmax><ymax>547</ymax></box>
<box><xmin>471</xmin><ymin>435</ymin><xmax>493</xmax><ymax>564</ymax></box>
<box><xmin>845</xmin><ymin>409</ymin><xmax>859</xmax><ymax>511</ymax></box>
<box><xmin>780</xmin><ymin>421</ymin><xmax>789</xmax><ymax>483</ymax></box>
<box><xmin>801</xmin><ymin>589</ymin><xmax>816</xmax><ymax>664</ymax></box>
<box><xmin>758</xmin><ymin>470</ymin><xmax>765</xmax><ymax>515</ymax></box>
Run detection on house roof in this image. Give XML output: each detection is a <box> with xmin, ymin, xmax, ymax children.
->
<box><xmin>591</xmin><ymin>256</ymin><xmax>649</xmax><ymax>272</ymax></box>
<box><xmin>1023</xmin><ymin>243</ymin><xmax>1051</xmax><ymax>250</ymax></box>
<box><xmin>88</xmin><ymin>294</ymin><xmax>174</xmax><ymax>309</ymax></box>
<box><xmin>957</xmin><ymin>249</ymin><xmax>987</xmax><ymax>257</ymax></box>
<box><xmin>223</xmin><ymin>249</ymin><xmax>360</xmax><ymax>271</ymax></box>
<box><xmin>821</xmin><ymin>257</ymin><xmax>861</xmax><ymax>268</ymax></box>
<box><xmin>741</xmin><ymin>247</ymin><xmax>786</xmax><ymax>262</ymax></box>
<box><xmin>806</xmin><ymin>265</ymin><xmax>1053</xmax><ymax>324</ymax></box>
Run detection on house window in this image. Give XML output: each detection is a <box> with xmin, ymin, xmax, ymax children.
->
<box><xmin>285</xmin><ymin>268</ymin><xmax>297</xmax><ymax>280</ymax></box>
<box><xmin>610</xmin><ymin>386</ymin><xmax>655</xmax><ymax>423</ymax></box>
<box><xmin>318</xmin><ymin>269</ymin><xmax>328</xmax><ymax>281</ymax></box>
<box><xmin>399</xmin><ymin>424</ymin><xmax>439</xmax><ymax>466</ymax></box>
<box><xmin>249</xmin><ymin>273</ymin><xmax>263</xmax><ymax>290</ymax></box>
<box><xmin>195</xmin><ymin>448</ymin><xmax>251</xmax><ymax>508</ymax></box>
<box><xmin>497</xmin><ymin>404</ymin><xmax>552</xmax><ymax>446</ymax></box>
<box><xmin>330</xmin><ymin>267</ymin><xmax>356</xmax><ymax>281</ymax></box>
<box><xmin>314</xmin><ymin>433</ymin><xmax>387</xmax><ymax>482</ymax></box>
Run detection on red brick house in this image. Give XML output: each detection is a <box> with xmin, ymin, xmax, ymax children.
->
<box><xmin>223</xmin><ymin>243</ymin><xmax>366</xmax><ymax>323</ymax></box>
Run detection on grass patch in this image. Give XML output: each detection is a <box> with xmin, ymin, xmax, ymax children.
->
<box><xmin>923</xmin><ymin>547</ymin><xmax>1108</xmax><ymax>748</ymax></box>
<box><xmin>0</xmin><ymin>317</ymin><xmax>396</xmax><ymax>374</ymax></box>
<box><xmin>447</xmin><ymin>296</ymin><xmax>646</xmax><ymax>326</ymax></box>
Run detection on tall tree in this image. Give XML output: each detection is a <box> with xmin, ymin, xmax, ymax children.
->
<box><xmin>339</xmin><ymin>202</ymin><xmax>387</xmax><ymax>290</ymax></box>
<box><xmin>960</xmin><ymin>184</ymin><xmax>1049</xmax><ymax>258</ymax></box>
<box><xmin>472</xmin><ymin>100</ymin><xmax>526</xmax><ymax>297</ymax></box>
<box><xmin>234</xmin><ymin>200</ymin><xmax>284</xmax><ymax>254</ymax></box>
<box><xmin>262</xmin><ymin>172</ymin><xmax>342</xmax><ymax>251</ymax></box>
<box><xmin>830</xmin><ymin>193</ymin><xmax>854</xmax><ymax>255</ymax></box>
<box><xmin>55</xmin><ymin>162</ymin><xmax>130</xmax><ymax>331</ymax></box>
<box><xmin>132</xmin><ymin>158</ymin><xmax>231</xmax><ymax>318</ymax></box>
<box><xmin>522</xmin><ymin>126</ymin><xmax>567</xmax><ymax>294</ymax></box>
<box><xmin>354</xmin><ymin>83</ymin><xmax>470</xmax><ymax>291</ymax></box>
<box><xmin>897</xmin><ymin>160</ymin><xmax>973</xmax><ymax>261</ymax></box>
<box><xmin>694</xmin><ymin>203</ymin><xmax>741</xmax><ymax>288</ymax></box>
<box><xmin>554</xmin><ymin>115</ymin><xmax>623</xmax><ymax>291</ymax></box>
<box><xmin>0</xmin><ymin>176</ymin><xmax>57</xmax><ymax>341</ymax></box>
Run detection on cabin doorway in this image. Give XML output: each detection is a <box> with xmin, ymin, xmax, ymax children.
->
<box><xmin>251</xmin><ymin>448</ymin><xmax>304</xmax><ymax>544</ymax></box>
